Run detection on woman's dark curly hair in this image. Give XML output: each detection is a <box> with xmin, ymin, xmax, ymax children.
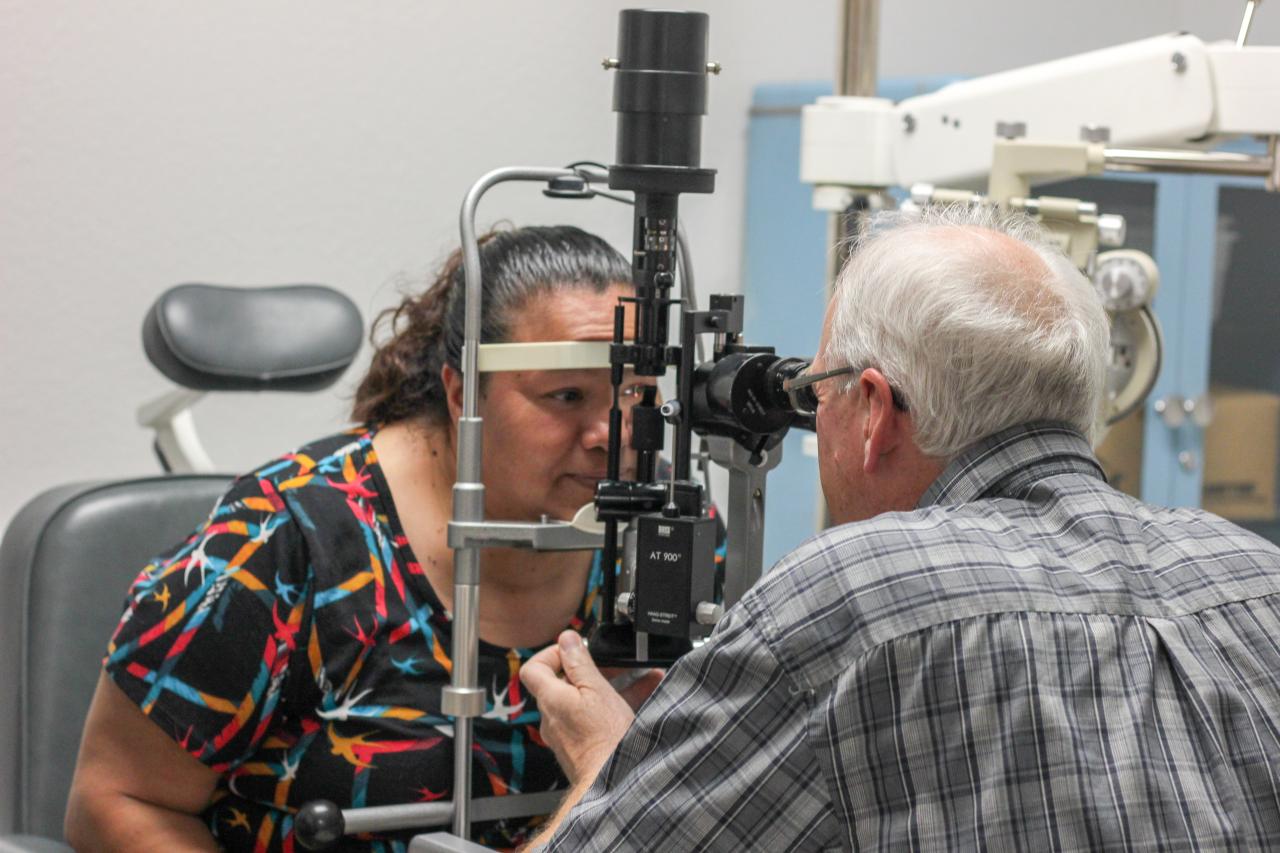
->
<box><xmin>352</xmin><ymin>225</ymin><xmax>632</xmax><ymax>426</ymax></box>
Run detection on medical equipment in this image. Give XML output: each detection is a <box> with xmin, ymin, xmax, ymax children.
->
<box><xmin>802</xmin><ymin>0</ymin><xmax>1279</xmax><ymax>423</ymax></box>
<box><xmin>440</xmin><ymin>9</ymin><xmax>819</xmax><ymax>846</ymax></box>
<box><xmin>295</xmin><ymin>9</ymin><xmax>823</xmax><ymax>850</ymax></box>
<box><xmin>296</xmin><ymin>3</ymin><xmax>1280</xmax><ymax>850</ymax></box>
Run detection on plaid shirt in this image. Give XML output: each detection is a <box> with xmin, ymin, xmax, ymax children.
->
<box><xmin>547</xmin><ymin>422</ymin><xmax>1280</xmax><ymax>851</ymax></box>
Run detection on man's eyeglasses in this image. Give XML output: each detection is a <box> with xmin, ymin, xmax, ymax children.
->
<box><xmin>782</xmin><ymin>365</ymin><xmax>909</xmax><ymax>416</ymax></box>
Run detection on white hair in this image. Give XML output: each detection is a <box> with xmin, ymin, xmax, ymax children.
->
<box><xmin>826</xmin><ymin>204</ymin><xmax>1110</xmax><ymax>459</ymax></box>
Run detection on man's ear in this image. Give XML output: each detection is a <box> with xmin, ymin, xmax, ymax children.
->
<box><xmin>441</xmin><ymin>364</ymin><xmax>464</xmax><ymax>424</ymax></box>
<box><xmin>860</xmin><ymin>368</ymin><xmax>904</xmax><ymax>474</ymax></box>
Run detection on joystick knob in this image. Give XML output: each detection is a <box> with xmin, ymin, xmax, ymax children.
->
<box><xmin>295</xmin><ymin>799</ymin><xmax>345</xmax><ymax>850</ymax></box>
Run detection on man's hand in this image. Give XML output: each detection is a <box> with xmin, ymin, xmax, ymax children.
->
<box><xmin>519</xmin><ymin>630</ymin><xmax>639</xmax><ymax>785</ymax></box>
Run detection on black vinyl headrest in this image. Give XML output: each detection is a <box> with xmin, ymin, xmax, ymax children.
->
<box><xmin>143</xmin><ymin>283</ymin><xmax>363</xmax><ymax>392</ymax></box>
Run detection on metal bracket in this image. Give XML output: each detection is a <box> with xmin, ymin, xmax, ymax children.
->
<box><xmin>440</xmin><ymin>687</ymin><xmax>486</xmax><ymax>718</ymax></box>
<box><xmin>477</xmin><ymin>341</ymin><xmax>611</xmax><ymax>372</ymax></box>
<box><xmin>446</xmin><ymin>520</ymin><xmax>604</xmax><ymax>551</ymax></box>
<box><xmin>706</xmin><ymin>436</ymin><xmax>783</xmax><ymax>608</ymax></box>
<box><xmin>136</xmin><ymin>388</ymin><xmax>214</xmax><ymax>473</ymax></box>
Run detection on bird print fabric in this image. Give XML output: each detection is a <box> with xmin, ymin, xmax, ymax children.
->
<box><xmin>107</xmin><ymin>427</ymin><xmax>704</xmax><ymax>851</ymax></box>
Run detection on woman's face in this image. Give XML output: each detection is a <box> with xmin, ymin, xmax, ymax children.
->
<box><xmin>470</xmin><ymin>284</ymin><xmax>654</xmax><ymax>522</ymax></box>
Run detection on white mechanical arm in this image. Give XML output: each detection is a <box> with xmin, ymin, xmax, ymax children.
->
<box><xmin>800</xmin><ymin>13</ymin><xmax>1278</xmax><ymax>426</ymax></box>
<box><xmin>801</xmin><ymin>32</ymin><xmax>1280</xmax><ymax>199</ymax></box>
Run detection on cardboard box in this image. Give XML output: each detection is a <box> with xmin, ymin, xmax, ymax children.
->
<box><xmin>1095</xmin><ymin>408</ymin><xmax>1144</xmax><ymax>498</ymax></box>
<box><xmin>1203</xmin><ymin>388</ymin><xmax>1280</xmax><ymax>521</ymax></box>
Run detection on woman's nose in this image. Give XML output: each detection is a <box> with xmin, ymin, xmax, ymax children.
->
<box><xmin>582</xmin><ymin>401</ymin><xmax>628</xmax><ymax>452</ymax></box>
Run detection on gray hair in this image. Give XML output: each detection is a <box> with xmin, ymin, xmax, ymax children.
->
<box><xmin>825</xmin><ymin>204</ymin><xmax>1109</xmax><ymax>459</ymax></box>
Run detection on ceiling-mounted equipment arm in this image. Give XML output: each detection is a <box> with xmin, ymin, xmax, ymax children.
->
<box><xmin>802</xmin><ymin>31</ymin><xmax>1280</xmax><ymax>199</ymax></box>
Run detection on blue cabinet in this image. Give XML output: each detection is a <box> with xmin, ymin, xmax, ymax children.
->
<box><xmin>743</xmin><ymin>80</ymin><xmax>1280</xmax><ymax>567</ymax></box>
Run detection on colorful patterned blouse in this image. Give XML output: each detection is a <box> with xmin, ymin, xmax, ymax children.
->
<box><xmin>106</xmin><ymin>427</ymin><xmax>723</xmax><ymax>851</ymax></box>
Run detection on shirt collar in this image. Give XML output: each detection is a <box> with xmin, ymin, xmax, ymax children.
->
<box><xmin>917</xmin><ymin>421</ymin><xmax>1105</xmax><ymax>509</ymax></box>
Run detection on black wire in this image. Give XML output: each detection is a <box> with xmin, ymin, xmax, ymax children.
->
<box><xmin>592</xmin><ymin>189</ymin><xmax>635</xmax><ymax>206</ymax></box>
<box><xmin>563</xmin><ymin>161</ymin><xmax>636</xmax><ymax>206</ymax></box>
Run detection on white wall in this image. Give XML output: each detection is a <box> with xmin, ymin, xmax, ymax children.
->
<box><xmin>2</xmin><ymin>1</ymin><xmax>1273</xmax><ymax>528</ymax></box>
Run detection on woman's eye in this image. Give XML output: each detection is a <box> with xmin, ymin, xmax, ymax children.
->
<box><xmin>548</xmin><ymin>388</ymin><xmax>584</xmax><ymax>403</ymax></box>
<box><xmin>620</xmin><ymin>383</ymin><xmax>653</xmax><ymax>400</ymax></box>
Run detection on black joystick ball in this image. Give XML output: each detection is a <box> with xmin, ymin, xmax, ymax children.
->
<box><xmin>294</xmin><ymin>799</ymin><xmax>345</xmax><ymax>850</ymax></box>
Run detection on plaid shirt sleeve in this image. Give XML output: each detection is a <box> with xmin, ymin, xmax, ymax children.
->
<box><xmin>544</xmin><ymin>607</ymin><xmax>843</xmax><ymax>851</ymax></box>
<box><xmin>546</xmin><ymin>423</ymin><xmax>1280</xmax><ymax>850</ymax></box>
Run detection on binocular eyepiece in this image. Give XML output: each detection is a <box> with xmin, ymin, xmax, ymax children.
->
<box><xmin>690</xmin><ymin>352</ymin><xmax>816</xmax><ymax>447</ymax></box>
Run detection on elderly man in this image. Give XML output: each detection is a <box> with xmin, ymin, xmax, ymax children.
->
<box><xmin>520</xmin><ymin>206</ymin><xmax>1280</xmax><ymax>850</ymax></box>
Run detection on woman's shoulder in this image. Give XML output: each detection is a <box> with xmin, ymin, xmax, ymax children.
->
<box><xmin>211</xmin><ymin>427</ymin><xmax>383</xmax><ymax>515</ymax></box>
<box><xmin>239</xmin><ymin>427</ymin><xmax>377</xmax><ymax>486</ymax></box>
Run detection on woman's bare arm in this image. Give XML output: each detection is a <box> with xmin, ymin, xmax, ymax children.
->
<box><xmin>64</xmin><ymin>673</ymin><xmax>221</xmax><ymax>852</ymax></box>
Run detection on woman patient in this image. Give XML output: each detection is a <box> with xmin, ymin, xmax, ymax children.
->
<box><xmin>65</xmin><ymin>225</ymin><xmax>664</xmax><ymax>851</ymax></box>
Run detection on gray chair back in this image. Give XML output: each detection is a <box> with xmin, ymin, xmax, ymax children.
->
<box><xmin>0</xmin><ymin>477</ymin><xmax>229</xmax><ymax>840</ymax></box>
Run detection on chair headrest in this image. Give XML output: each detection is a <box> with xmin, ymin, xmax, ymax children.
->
<box><xmin>142</xmin><ymin>283</ymin><xmax>363</xmax><ymax>392</ymax></box>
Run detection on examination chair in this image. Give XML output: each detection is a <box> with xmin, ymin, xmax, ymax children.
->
<box><xmin>0</xmin><ymin>284</ymin><xmax>362</xmax><ymax>852</ymax></box>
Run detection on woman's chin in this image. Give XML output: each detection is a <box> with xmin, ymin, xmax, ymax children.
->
<box><xmin>549</xmin><ymin>481</ymin><xmax>596</xmax><ymax>518</ymax></box>
<box><xmin>563</xmin><ymin>475</ymin><xmax>600</xmax><ymax>494</ymax></box>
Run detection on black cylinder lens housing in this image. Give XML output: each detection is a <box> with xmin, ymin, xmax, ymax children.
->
<box><xmin>613</xmin><ymin>10</ymin><xmax>709</xmax><ymax>169</ymax></box>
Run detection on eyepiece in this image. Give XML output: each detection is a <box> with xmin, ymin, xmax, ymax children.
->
<box><xmin>764</xmin><ymin>357</ymin><xmax>811</xmax><ymax>413</ymax></box>
<box><xmin>690</xmin><ymin>353</ymin><xmax>815</xmax><ymax>442</ymax></box>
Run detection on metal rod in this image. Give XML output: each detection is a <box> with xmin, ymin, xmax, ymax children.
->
<box><xmin>460</xmin><ymin>167</ymin><xmax>579</xmax><ymax>424</ymax></box>
<box><xmin>601</xmin><ymin>303</ymin><xmax>626</xmax><ymax>626</ymax></box>
<box><xmin>837</xmin><ymin>0</ymin><xmax>879</xmax><ymax>97</ymax></box>
<box><xmin>452</xmin><ymin>166</ymin><xmax>578</xmax><ymax>840</ymax></box>
<box><xmin>448</xmin><ymin>599</ymin><xmax>477</xmax><ymax>836</ymax></box>
<box><xmin>673</xmin><ymin>309</ymin><xmax>696</xmax><ymax>481</ymax></box>
<box><xmin>340</xmin><ymin>790</ymin><xmax>565</xmax><ymax>835</ymax></box>
<box><xmin>606</xmin><ymin>305</ymin><xmax>626</xmax><ymax>483</ymax></box>
<box><xmin>450</xmin><ymin>585</ymin><xmax>481</xmax><ymax>697</ymax></box>
<box><xmin>601</xmin><ymin>520</ymin><xmax>619</xmax><ymax>625</ymax></box>
<box><xmin>820</xmin><ymin>2</ymin><xmax>881</xmax><ymax>537</ymax></box>
<box><xmin>1104</xmin><ymin>147</ymin><xmax>1275</xmax><ymax>178</ymax></box>
<box><xmin>831</xmin><ymin>0</ymin><xmax>880</xmax><ymax>301</ymax></box>
<box><xmin>1237</xmin><ymin>0</ymin><xmax>1261</xmax><ymax>47</ymax></box>
<box><xmin>675</xmin><ymin>222</ymin><xmax>706</xmax><ymax>364</ymax></box>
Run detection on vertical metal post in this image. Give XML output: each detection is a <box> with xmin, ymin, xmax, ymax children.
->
<box><xmin>707</xmin><ymin>437</ymin><xmax>782</xmax><ymax>608</ymax></box>
<box><xmin>817</xmin><ymin>0</ymin><xmax>882</xmax><ymax>530</ymax></box>
<box><xmin>837</xmin><ymin>0</ymin><xmax>879</xmax><ymax>99</ymax></box>
<box><xmin>447</xmin><ymin>166</ymin><xmax>578</xmax><ymax>839</ymax></box>
<box><xmin>828</xmin><ymin>0</ymin><xmax>882</xmax><ymax>296</ymax></box>
<box><xmin>830</xmin><ymin>0</ymin><xmax>881</xmax><ymax>266</ymax></box>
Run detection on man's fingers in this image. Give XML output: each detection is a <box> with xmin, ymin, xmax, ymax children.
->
<box><xmin>525</xmin><ymin>640</ymin><xmax>564</xmax><ymax>673</ymax></box>
<box><xmin>519</xmin><ymin>646</ymin><xmax>565</xmax><ymax>699</ymax></box>
<box><xmin>556</xmin><ymin>630</ymin><xmax>608</xmax><ymax>687</ymax></box>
